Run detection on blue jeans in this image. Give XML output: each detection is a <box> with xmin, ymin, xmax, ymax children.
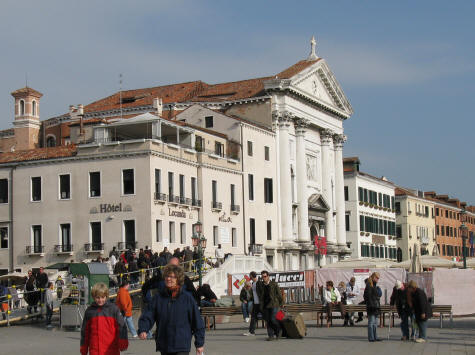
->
<box><xmin>400</xmin><ymin>312</ymin><xmax>409</xmax><ymax>338</ymax></box>
<box><xmin>200</xmin><ymin>300</ymin><xmax>215</xmax><ymax>307</ymax></box>
<box><xmin>125</xmin><ymin>316</ymin><xmax>138</xmax><ymax>336</ymax></box>
<box><xmin>416</xmin><ymin>319</ymin><xmax>427</xmax><ymax>340</ymax></box>
<box><xmin>263</xmin><ymin>307</ymin><xmax>281</xmax><ymax>338</ymax></box>
<box><xmin>368</xmin><ymin>314</ymin><xmax>378</xmax><ymax>341</ymax></box>
<box><xmin>241</xmin><ymin>301</ymin><xmax>253</xmax><ymax>319</ymax></box>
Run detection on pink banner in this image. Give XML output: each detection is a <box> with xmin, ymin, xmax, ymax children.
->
<box><xmin>316</xmin><ymin>268</ymin><xmax>406</xmax><ymax>304</ymax></box>
<box><xmin>432</xmin><ymin>269</ymin><xmax>475</xmax><ymax>316</ymax></box>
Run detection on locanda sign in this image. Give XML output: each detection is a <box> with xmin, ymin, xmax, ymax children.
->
<box><xmin>169</xmin><ymin>208</ymin><xmax>186</xmax><ymax>218</ymax></box>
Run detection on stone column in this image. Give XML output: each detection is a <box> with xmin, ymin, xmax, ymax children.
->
<box><xmin>334</xmin><ymin>134</ymin><xmax>347</xmax><ymax>247</ymax></box>
<box><xmin>320</xmin><ymin>129</ymin><xmax>336</xmax><ymax>245</ymax></box>
<box><xmin>274</xmin><ymin>110</ymin><xmax>294</xmax><ymax>243</ymax></box>
<box><xmin>294</xmin><ymin>118</ymin><xmax>310</xmax><ymax>242</ymax></box>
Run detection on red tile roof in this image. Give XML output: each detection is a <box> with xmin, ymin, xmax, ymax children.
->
<box><xmin>275</xmin><ymin>59</ymin><xmax>320</xmax><ymax>79</ymax></box>
<box><xmin>81</xmin><ymin>60</ymin><xmax>321</xmax><ymax>113</ymax></box>
<box><xmin>84</xmin><ymin>81</ymin><xmax>208</xmax><ymax>113</ymax></box>
<box><xmin>0</xmin><ymin>145</ymin><xmax>77</xmax><ymax>164</ymax></box>
<box><xmin>395</xmin><ymin>187</ymin><xmax>416</xmax><ymax>197</ymax></box>
<box><xmin>191</xmin><ymin>76</ymin><xmax>271</xmax><ymax>102</ymax></box>
<box><xmin>11</xmin><ymin>87</ymin><xmax>43</xmax><ymax>98</ymax></box>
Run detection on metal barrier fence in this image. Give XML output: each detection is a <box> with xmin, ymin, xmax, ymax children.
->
<box><xmin>0</xmin><ymin>257</ymin><xmax>220</xmax><ymax>326</ymax></box>
<box><xmin>283</xmin><ymin>287</ymin><xmax>319</xmax><ymax>304</ymax></box>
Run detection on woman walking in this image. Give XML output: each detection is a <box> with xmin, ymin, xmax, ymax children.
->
<box><xmin>364</xmin><ymin>272</ymin><xmax>381</xmax><ymax>342</ymax></box>
<box><xmin>240</xmin><ymin>281</ymin><xmax>253</xmax><ymax>323</ymax></box>
<box><xmin>138</xmin><ymin>264</ymin><xmax>205</xmax><ymax>355</ymax></box>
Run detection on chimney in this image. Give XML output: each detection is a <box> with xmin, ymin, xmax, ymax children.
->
<box><xmin>153</xmin><ymin>98</ymin><xmax>163</xmax><ymax>117</ymax></box>
<box><xmin>78</xmin><ymin>104</ymin><xmax>84</xmax><ymax>116</ymax></box>
<box><xmin>168</xmin><ymin>103</ymin><xmax>175</xmax><ymax>119</ymax></box>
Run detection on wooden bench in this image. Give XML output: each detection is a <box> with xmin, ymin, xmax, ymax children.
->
<box><xmin>200</xmin><ymin>304</ymin><xmax>453</xmax><ymax>330</ymax></box>
<box><xmin>431</xmin><ymin>305</ymin><xmax>453</xmax><ymax>328</ymax></box>
<box><xmin>200</xmin><ymin>306</ymin><xmax>244</xmax><ymax>330</ymax></box>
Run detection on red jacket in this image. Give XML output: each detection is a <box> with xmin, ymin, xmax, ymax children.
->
<box><xmin>116</xmin><ymin>287</ymin><xmax>133</xmax><ymax>317</ymax></box>
<box><xmin>80</xmin><ymin>301</ymin><xmax>128</xmax><ymax>355</ymax></box>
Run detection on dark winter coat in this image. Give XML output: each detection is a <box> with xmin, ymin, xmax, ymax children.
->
<box><xmin>364</xmin><ymin>283</ymin><xmax>380</xmax><ymax>315</ymax></box>
<box><xmin>390</xmin><ymin>287</ymin><xmax>409</xmax><ymax>316</ymax></box>
<box><xmin>80</xmin><ymin>301</ymin><xmax>128</xmax><ymax>355</ymax></box>
<box><xmin>411</xmin><ymin>288</ymin><xmax>432</xmax><ymax>321</ymax></box>
<box><xmin>36</xmin><ymin>272</ymin><xmax>49</xmax><ymax>289</ymax></box>
<box><xmin>138</xmin><ymin>286</ymin><xmax>205</xmax><ymax>353</ymax></box>
<box><xmin>239</xmin><ymin>287</ymin><xmax>253</xmax><ymax>303</ymax></box>
<box><xmin>197</xmin><ymin>285</ymin><xmax>217</xmax><ymax>302</ymax></box>
<box><xmin>25</xmin><ymin>276</ymin><xmax>39</xmax><ymax>306</ymax></box>
<box><xmin>257</xmin><ymin>281</ymin><xmax>283</xmax><ymax>309</ymax></box>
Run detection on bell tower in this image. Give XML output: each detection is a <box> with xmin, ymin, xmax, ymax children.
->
<box><xmin>11</xmin><ymin>87</ymin><xmax>43</xmax><ymax>150</ymax></box>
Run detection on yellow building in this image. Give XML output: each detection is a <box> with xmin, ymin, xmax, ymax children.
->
<box><xmin>395</xmin><ymin>187</ymin><xmax>437</xmax><ymax>261</ymax></box>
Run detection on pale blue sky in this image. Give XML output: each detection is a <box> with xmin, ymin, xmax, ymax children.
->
<box><xmin>1</xmin><ymin>1</ymin><xmax>474</xmax><ymax>203</ymax></box>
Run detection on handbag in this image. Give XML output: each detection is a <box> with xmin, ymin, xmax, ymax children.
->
<box><xmin>275</xmin><ymin>309</ymin><xmax>286</xmax><ymax>321</ymax></box>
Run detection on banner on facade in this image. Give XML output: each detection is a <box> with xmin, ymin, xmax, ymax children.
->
<box><xmin>314</xmin><ymin>235</ymin><xmax>327</xmax><ymax>255</ymax></box>
<box><xmin>230</xmin><ymin>271</ymin><xmax>306</xmax><ymax>295</ymax></box>
<box><xmin>220</xmin><ymin>227</ymin><xmax>230</xmax><ymax>244</ymax></box>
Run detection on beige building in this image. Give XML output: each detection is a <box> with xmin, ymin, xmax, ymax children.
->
<box><xmin>395</xmin><ymin>187</ymin><xmax>437</xmax><ymax>261</ymax></box>
<box><xmin>0</xmin><ymin>111</ymin><xmax>262</xmax><ymax>272</ymax></box>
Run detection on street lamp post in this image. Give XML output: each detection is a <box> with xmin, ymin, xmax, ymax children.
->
<box><xmin>460</xmin><ymin>208</ymin><xmax>468</xmax><ymax>269</ymax></box>
<box><xmin>192</xmin><ymin>221</ymin><xmax>207</xmax><ymax>288</ymax></box>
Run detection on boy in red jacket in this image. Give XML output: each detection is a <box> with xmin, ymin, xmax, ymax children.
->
<box><xmin>80</xmin><ymin>283</ymin><xmax>128</xmax><ymax>355</ymax></box>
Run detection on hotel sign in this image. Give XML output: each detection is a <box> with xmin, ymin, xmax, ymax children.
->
<box><xmin>90</xmin><ymin>203</ymin><xmax>132</xmax><ymax>214</ymax></box>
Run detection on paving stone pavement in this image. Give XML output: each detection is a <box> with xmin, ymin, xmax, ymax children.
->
<box><xmin>1</xmin><ymin>315</ymin><xmax>474</xmax><ymax>355</ymax></box>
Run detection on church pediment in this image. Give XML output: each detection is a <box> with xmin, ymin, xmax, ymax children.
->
<box><xmin>308</xmin><ymin>193</ymin><xmax>330</xmax><ymax>212</ymax></box>
<box><xmin>289</xmin><ymin>60</ymin><xmax>353</xmax><ymax>117</ymax></box>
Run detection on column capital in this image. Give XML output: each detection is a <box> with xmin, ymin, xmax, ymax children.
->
<box><xmin>294</xmin><ymin>117</ymin><xmax>309</xmax><ymax>135</ymax></box>
<box><xmin>320</xmin><ymin>128</ymin><xmax>334</xmax><ymax>145</ymax></box>
<box><xmin>272</xmin><ymin>110</ymin><xmax>294</xmax><ymax>128</ymax></box>
<box><xmin>333</xmin><ymin>134</ymin><xmax>347</xmax><ymax>149</ymax></box>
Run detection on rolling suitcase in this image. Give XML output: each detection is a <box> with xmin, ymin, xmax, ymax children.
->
<box><xmin>281</xmin><ymin>313</ymin><xmax>306</xmax><ymax>339</ymax></box>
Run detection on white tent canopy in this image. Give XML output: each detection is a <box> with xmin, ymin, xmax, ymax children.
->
<box><xmin>393</xmin><ymin>255</ymin><xmax>457</xmax><ymax>269</ymax></box>
<box><xmin>322</xmin><ymin>258</ymin><xmax>395</xmax><ymax>269</ymax></box>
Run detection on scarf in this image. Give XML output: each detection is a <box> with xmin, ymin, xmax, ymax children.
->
<box><xmin>167</xmin><ymin>285</ymin><xmax>181</xmax><ymax>299</ymax></box>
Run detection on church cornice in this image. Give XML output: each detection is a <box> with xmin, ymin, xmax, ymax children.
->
<box><xmin>263</xmin><ymin>79</ymin><xmax>350</xmax><ymax>120</ymax></box>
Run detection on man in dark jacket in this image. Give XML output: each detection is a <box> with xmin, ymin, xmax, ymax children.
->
<box><xmin>257</xmin><ymin>270</ymin><xmax>283</xmax><ymax>341</ymax></box>
<box><xmin>407</xmin><ymin>280</ymin><xmax>432</xmax><ymax>343</ymax></box>
<box><xmin>36</xmin><ymin>267</ymin><xmax>49</xmax><ymax>308</ymax></box>
<box><xmin>364</xmin><ymin>272</ymin><xmax>381</xmax><ymax>342</ymax></box>
<box><xmin>390</xmin><ymin>281</ymin><xmax>410</xmax><ymax>340</ymax></box>
<box><xmin>25</xmin><ymin>270</ymin><xmax>39</xmax><ymax>313</ymax></box>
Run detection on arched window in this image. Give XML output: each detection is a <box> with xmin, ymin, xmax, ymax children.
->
<box><xmin>32</xmin><ymin>101</ymin><xmax>37</xmax><ymax>116</ymax></box>
<box><xmin>19</xmin><ymin>100</ymin><xmax>25</xmax><ymax>116</ymax></box>
<box><xmin>46</xmin><ymin>136</ymin><xmax>56</xmax><ymax>147</ymax></box>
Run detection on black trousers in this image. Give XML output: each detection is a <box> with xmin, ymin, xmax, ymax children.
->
<box><xmin>248</xmin><ymin>303</ymin><xmax>261</xmax><ymax>334</ymax></box>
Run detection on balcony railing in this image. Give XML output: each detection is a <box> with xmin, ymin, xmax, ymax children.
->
<box><xmin>26</xmin><ymin>245</ymin><xmax>44</xmax><ymax>255</ymax></box>
<box><xmin>191</xmin><ymin>199</ymin><xmax>202</xmax><ymax>207</ymax></box>
<box><xmin>168</xmin><ymin>195</ymin><xmax>180</xmax><ymax>204</ymax></box>
<box><xmin>211</xmin><ymin>201</ymin><xmax>223</xmax><ymax>210</ymax></box>
<box><xmin>179</xmin><ymin>196</ymin><xmax>192</xmax><ymax>205</ymax></box>
<box><xmin>248</xmin><ymin>244</ymin><xmax>263</xmax><ymax>255</ymax></box>
<box><xmin>231</xmin><ymin>204</ymin><xmax>240</xmax><ymax>214</ymax></box>
<box><xmin>84</xmin><ymin>243</ymin><xmax>104</xmax><ymax>252</ymax></box>
<box><xmin>154</xmin><ymin>192</ymin><xmax>167</xmax><ymax>202</ymax></box>
<box><xmin>54</xmin><ymin>244</ymin><xmax>74</xmax><ymax>253</ymax></box>
<box><xmin>118</xmin><ymin>241</ymin><xmax>138</xmax><ymax>250</ymax></box>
